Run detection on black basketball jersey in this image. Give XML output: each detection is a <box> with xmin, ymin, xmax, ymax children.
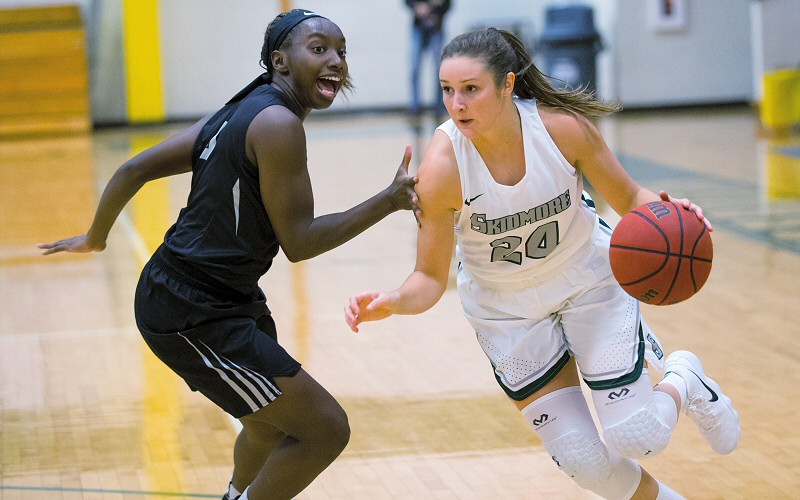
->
<box><xmin>162</xmin><ymin>78</ymin><xmax>301</xmax><ymax>295</ymax></box>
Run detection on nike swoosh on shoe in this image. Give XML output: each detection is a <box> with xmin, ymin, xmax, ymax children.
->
<box><xmin>688</xmin><ymin>369</ymin><xmax>719</xmax><ymax>402</ymax></box>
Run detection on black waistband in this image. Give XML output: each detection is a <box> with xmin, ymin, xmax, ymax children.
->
<box><xmin>151</xmin><ymin>245</ymin><xmax>252</xmax><ymax>301</ymax></box>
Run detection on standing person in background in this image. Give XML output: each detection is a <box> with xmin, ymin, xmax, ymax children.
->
<box><xmin>406</xmin><ymin>0</ymin><xmax>451</xmax><ymax>119</ymax></box>
<box><xmin>39</xmin><ymin>9</ymin><xmax>419</xmax><ymax>500</ymax></box>
<box><xmin>345</xmin><ymin>27</ymin><xmax>740</xmax><ymax>499</ymax></box>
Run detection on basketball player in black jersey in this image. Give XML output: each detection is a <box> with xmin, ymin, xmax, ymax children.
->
<box><xmin>39</xmin><ymin>10</ymin><xmax>419</xmax><ymax>500</ymax></box>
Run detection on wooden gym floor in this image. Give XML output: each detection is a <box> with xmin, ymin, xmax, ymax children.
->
<box><xmin>1</xmin><ymin>105</ymin><xmax>799</xmax><ymax>499</ymax></box>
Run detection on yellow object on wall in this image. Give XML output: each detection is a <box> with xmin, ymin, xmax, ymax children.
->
<box><xmin>761</xmin><ymin>68</ymin><xmax>800</xmax><ymax>130</ymax></box>
<box><xmin>122</xmin><ymin>0</ymin><xmax>165</xmax><ymax>123</ymax></box>
<box><xmin>767</xmin><ymin>147</ymin><xmax>800</xmax><ymax>199</ymax></box>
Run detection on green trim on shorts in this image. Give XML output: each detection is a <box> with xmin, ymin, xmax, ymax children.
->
<box><xmin>497</xmin><ymin>351</ymin><xmax>572</xmax><ymax>401</ymax></box>
<box><xmin>583</xmin><ymin>323</ymin><xmax>646</xmax><ymax>391</ymax></box>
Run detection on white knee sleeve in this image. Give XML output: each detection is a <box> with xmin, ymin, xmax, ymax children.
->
<box><xmin>593</xmin><ymin>370</ymin><xmax>676</xmax><ymax>458</ymax></box>
<box><xmin>523</xmin><ymin>387</ymin><xmax>642</xmax><ymax>500</ymax></box>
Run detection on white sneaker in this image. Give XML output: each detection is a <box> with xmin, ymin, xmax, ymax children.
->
<box><xmin>664</xmin><ymin>350</ymin><xmax>741</xmax><ymax>454</ymax></box>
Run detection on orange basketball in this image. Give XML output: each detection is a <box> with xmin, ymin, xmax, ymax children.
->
<box><xmin>609</xmin><ymin>200</ymin><xmax>713</xmax><ymax>305</ymax></box>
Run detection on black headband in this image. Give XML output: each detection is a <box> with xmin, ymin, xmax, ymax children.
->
<box><xmin>265</xmin><ymin>10</ymin><xmax>325</xmax><ymax>72</ymax></box>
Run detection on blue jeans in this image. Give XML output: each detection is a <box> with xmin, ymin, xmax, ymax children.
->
<box><xmin>410</xmin><ymin>26</ymin><xmax>445</xmax><ymax>115</ymax></box>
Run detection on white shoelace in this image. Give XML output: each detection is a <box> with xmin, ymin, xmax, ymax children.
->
<box><xmin>686</xmin><ymin>397</ymin><xmax>721</xmax><ymax>432</ymax></box>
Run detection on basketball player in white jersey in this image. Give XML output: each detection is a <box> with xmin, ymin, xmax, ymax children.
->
<box><xmin>345</xmin><ymin>28</ymin><xmax>740</xmax><ymax>499</ymax></box>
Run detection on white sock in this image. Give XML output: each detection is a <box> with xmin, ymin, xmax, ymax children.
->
<box><xmin>658</xmin><ymin>371</ymin><xmax>687</xmax><ymax>409</ymax></box>
<box><xmin>239</xmin><ymin>486</ymin><xmax>250</xmax><ymax>500</ymax></box>
<box><xmin>227</xmin><ymin>482</ymin><xmax>242</xmax><ymax>499</ymax></box>
<box><xmin>653</xmin><ymin>390</ymin><xmax>679</xmax><ymax>429</ymax></box>
<box><xmin>657</xmin><ymin>480</ymin><xmax>685</xmax><ymax>499</ymax></box>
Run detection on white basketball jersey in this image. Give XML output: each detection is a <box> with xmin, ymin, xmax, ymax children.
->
<box><xmin>439</xmin><ymin>98</ymin><xmax>597</xmax><ymax>287</ymax></box>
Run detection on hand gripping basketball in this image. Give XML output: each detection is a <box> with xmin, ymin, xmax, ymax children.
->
<box><xmin>609</xmin><ymin>200</ymin><xmax>713</xmax><ymax>305</ymax></box>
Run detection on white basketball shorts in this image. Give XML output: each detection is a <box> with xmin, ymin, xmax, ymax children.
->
<box><xmin>457</xmin><ymin>225</ymin><xmax>665</xmax><ymax>401</ymax></box>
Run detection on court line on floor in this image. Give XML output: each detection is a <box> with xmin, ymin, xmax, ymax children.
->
<box><xmin>0</xmin><ymin>326</ymin><xmax>139</xmax><ymax>342</ymax></box>
<box><xmin>118</xmin><ymin>210</ymin><xmax>156</xmax><ymax>267</ymax></box>
<box><xmin>0</xmin><ymin>485</ymin><xmax>218</xmax><ymax>498</ymax></box>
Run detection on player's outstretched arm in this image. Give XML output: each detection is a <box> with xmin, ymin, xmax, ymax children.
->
<box><xmin>38</xmin><ymin>115</ymin><xmax>211</xmax><ymax>255</ymax></box>
<box><xmin>344</xmin><ymin>130</ymin><xmax>460</xmax><ymax>333</ymax></box>
<box><xmin>252</xmin><ymin>106</ymin><xmax>419</xmax><ymax>262</ymax></box>
<box><xmin>345</xmin><ymin>265</ymin><xmax>449</xmax><ymax>333</ymax></box>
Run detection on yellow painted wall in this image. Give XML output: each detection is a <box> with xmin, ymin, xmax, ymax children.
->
<box><xmin>122</xmin><ymin>0</ymin><xmax>165</xmax><ymax>123</ymax></box>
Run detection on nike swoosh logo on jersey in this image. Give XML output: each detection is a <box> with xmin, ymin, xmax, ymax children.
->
<box><xmin>688</xmin><ymin>369</ymin><xmax>719</xmax><ymax>402</ymax></box>
<box><xmin>464</xmin><ymin>193</ymin><xmax>484</xmax><ymax>206</ymax></box>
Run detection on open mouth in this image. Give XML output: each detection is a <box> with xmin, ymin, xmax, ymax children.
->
<box><xmin>317</xmin><ymin>75</ymin><xmax>341</xmax><ymax>98</ymax></box>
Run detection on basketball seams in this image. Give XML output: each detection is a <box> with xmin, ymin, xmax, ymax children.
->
<box><xmin>612</xmin><ymin>248</ymin><xmax>670</xmax><ymax>287</ymax></box>
<box><xmin>629</xmin><ymin>210</ymin><xmax>671</xmax><ymax>254</ymax></box>
<box><xmin>689</xmin><ymin>223</ymin><xmax>709</xmax><ymax>292</ymax></box>
<box><xmin>657</xmin><ymin>201</ymin><xmax>685</xmax><ymax>305</ymax></box>
<box><xmin>608</xmin><ymin>244</ymin><xmax>711</xmax><ymax>262</ymax></box>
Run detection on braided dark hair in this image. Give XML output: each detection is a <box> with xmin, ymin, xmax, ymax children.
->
<box><xmin>260</xmin><ymin>11</ymin><xmax>291</xmax><ymax>70</ymax></box>
<box><xmin>442</xmin><ymin>28</ymin><xmax>619</xmax><ymax>117</ymax></box>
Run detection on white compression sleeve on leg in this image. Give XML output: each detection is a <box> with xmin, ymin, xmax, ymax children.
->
<box><xmin>522</xmin><ymin>386</ymin><xmax>642</xmax><ymax>500</ymax></box>
<box><xmin>593</xmin><ymin>369</ymin><xmax>676</xmax><ymax>458</ymax></box>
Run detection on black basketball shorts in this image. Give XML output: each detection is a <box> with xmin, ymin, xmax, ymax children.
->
<box><xmin>134</xmin><ymin>249</ymin><xmax>301</xmax><ymax>418</ymax></box>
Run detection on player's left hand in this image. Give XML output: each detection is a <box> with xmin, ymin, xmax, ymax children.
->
<box><xmin>660</xmin><ymin>191</ymin><xmax>714</xmax><ymax>232</ymax></box>
<box><xmin>387</xmin><ymin>145</ymin><xmax>421</xmax><ymax>227</ymax></box>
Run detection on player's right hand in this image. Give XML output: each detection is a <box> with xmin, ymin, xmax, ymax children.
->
<box><xmin>344</xmin><ymin>290</ymin><xmax>398</xmax><ymax>333</ymax></box>
<box><xmin>37</xmin><ymin>234</ymin><xmax>105</xmax><ymax>255</ymax></box>
<box><xmin>659</xmin><ymin>190</ymin><xmax>714</xmax><ymax>232</ymax></box>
